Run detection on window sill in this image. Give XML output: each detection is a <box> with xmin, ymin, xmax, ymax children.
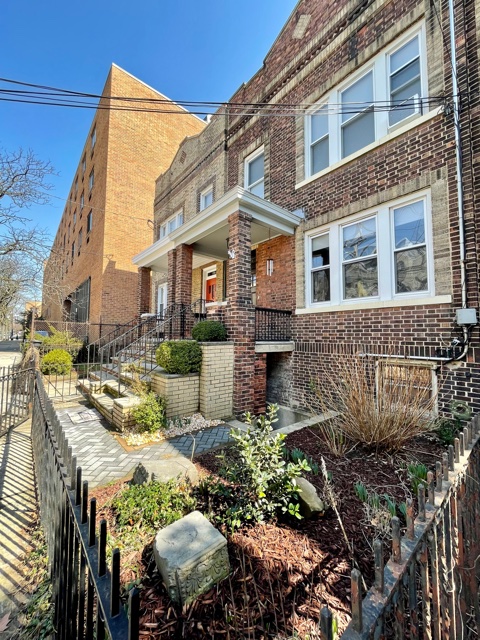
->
<box><xmin>295</xmin><ymin>294</ymin><xmax>451</xmax><ymax>314</ymax></box>
<box><xmin>295</xmin><ymin>108</ymin><xmax>441</xmax><ymax>191</ymax></box>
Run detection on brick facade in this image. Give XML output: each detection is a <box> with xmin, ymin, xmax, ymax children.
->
<box><xmin>42</xmin><ymin>65</ymin><xmax>205</xmax><ymax>330</ymax></box>
<box><xmin>139</xmin><ymin>0</ymin><xmax>480</xmax><ymax>417</ymax></box>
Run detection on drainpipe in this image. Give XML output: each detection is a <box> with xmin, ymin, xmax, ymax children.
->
<box><xmin>447</xmin><ymin>0</ymin><xmax>472</xmax><ymax>359</ymax></box>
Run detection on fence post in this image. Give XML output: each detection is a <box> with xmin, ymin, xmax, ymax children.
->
<box><xmin>351</xmin><ymin>569</ymin><xmax>363</xmax><ymax>632</ymax></box>
<box><xmin>418</xmin><ymin>483</ymin><xmax>426</xmax><ymax>522</ymax></box>
<box><xmin>319</xmin><ymin>606</ymin><xmax>334</xmax><ymax>640</ymax></box>
<box><xmin>392</xmin><ymin>517</ymin><xmax>401</xmax><ymax>563</ymax></box>
<box><xmin>374</xmin><ymin>538</ymin><xmax>384</xmax><ymax>593</ymax></box>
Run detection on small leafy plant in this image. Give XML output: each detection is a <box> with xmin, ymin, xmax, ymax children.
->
<box><xmin>41</xmin><ymin>348</ymin><xmax>73</xmax><ymax>375</ymax></box>
<box><xmin>131</xmin><ymin>392</ymin><xmax>167</xmax><ymax>433</ymax></box>
<box><xmin>435</xmin><ymin>417</ymin><xmax>460</xmax><ymax>446</ymax></box>
<box><xmin>286</xmin><ymin>447</ymin><xmax>319</xmax><ymax>475</ymax></box>
<box><xmin>407</xmin><ymin>462</ymin><xmax>428</xmax><ymax>494</ymax></box>
<box><xmin>219</xmin><ymin>404</ymin><xmax>311</xmax><ymax>529</ymax></box>
<box><xmin>111</xmin><ymin>479</ymin><xmax>196</xmax><ymax>535</ymax></box>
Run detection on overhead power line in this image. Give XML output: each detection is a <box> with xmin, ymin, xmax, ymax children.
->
<box><xmin>0</xmin><ymin>76</ymin><xmax>449</xmax><ymax>118</ymax></box>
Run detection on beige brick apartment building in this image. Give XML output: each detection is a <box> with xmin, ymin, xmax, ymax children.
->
<box><xmin>135</xmin><ymin>0</ymin><xmax>480</xmax><ymax>417</ymax></box>
<box><xmin>42</xmin><ymin>65</ymin><xmax>204</xmax><ymax>337</ymax></box>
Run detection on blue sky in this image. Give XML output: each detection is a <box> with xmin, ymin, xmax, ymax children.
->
<box><xmin>0</xmin><ymin>0</ymin><xmax>295</xmax><ymax>239</ymax></box>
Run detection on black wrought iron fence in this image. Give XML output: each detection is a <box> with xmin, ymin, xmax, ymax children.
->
<box><xmin>32</xmin><ymin>373</ymin><xmax>139</xmax><ymax>639</ymax></box>
<box><xmin>255</xmin><ymin>307</ymin><xmax>292</xmax><ymax>341</ymax></box>
<box><xmin>0</xmin><ymin>365</ymin><xmax>34</xmax><ymax>436</ymax></box>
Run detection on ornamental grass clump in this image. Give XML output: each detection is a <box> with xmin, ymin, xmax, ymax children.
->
<box><xmin>41</xmin><ymin>349</ymin><xmax>73</xmax><ymax>376</ymax></box>
<box><xmin>311</xmin><ymin>352</ymin><xmax>437</xmax><ymax>452</ymax></box>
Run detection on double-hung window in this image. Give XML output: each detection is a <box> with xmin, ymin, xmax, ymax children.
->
<box><xmin>389</xmin><ymin>36</ymin><xmax>421</xmax><ymax>125</ymax></box>
<box><xmin>306</xmin><ymin>193</ymin><xmax>432</xmax><ymax>307</ymax></box>
<box><xmin>245</xmin><ymin>148</ymin><xmax>265</xmax><ymax>197</ymax></box>
<box><xmin>200</xmin><ymin>186</ymin><xmax>213</xmax><ymax>211</ymax></box>
<box><xmin>87</xmin><ymin>211</ymin><xmax>93</xmax><ymax>233</ymax></box>
<box><xmin>89</xmin><ymin>169</ymin><xmax>94</xmax><ymax>193</ymax></box>
<box><xmin>158</xmin><ymin>210</ymin><xmax>183</xmax><ymax>240</ymax></box>
<box><xmin>305</xmin><ymin>26</ymin><xmax>426</xmax><ymax>177</ymax></box>
<box><xmin>341</xmin><ymin>72</ymin><xmax>375</xmax><ymax>158</ymax></box>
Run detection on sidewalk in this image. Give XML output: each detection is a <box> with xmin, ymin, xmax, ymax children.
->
<box><xmin>0</xmin><ymin>418</ymin><xmax>36</xmax><ymax>629</ymax></box>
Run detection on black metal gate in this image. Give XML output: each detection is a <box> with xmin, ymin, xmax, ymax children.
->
<box><xmin>0</xmin><ymin>365</ymin><xmax>34</xmax><ymax>436</ymax></box>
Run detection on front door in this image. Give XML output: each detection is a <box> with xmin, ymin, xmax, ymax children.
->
<box><xmin>204</xmin><ymin>267</ymin><xmax>217</xmax><ymax>303</ymax></box>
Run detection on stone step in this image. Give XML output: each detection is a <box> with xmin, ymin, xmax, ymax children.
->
<box><xmin>90</xmin><ymin>393</ymin><xmax>115</xmax><ymax>420</ymax></box>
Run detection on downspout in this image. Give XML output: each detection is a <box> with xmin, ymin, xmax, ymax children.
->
<box><xmin>448</xmin><ymin>0</ymin><xmax>470</xmax><ymax>358</ymax></box>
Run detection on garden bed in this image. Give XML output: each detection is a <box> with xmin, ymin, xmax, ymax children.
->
<box><xmin>90</xmin><ymin>422</ymin><xmax>449</xmax><ymax>639</ymax></box>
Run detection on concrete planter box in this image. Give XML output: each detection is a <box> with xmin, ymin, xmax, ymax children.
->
<box><xmin>151</xmin><ymin>371</ymin><xmax>200</xmax><ymax>418</ymax></box>
<box><xmin>199</xmin><ymin>342</ymin><xmax>234</xmax><ymax>420</ymax></box>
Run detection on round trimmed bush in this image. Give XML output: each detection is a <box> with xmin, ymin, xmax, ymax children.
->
<box><xmin>156</xmin><ymin>340</ymin><xmax>202</xmax><ymax>375</ymax></box>
<box><xmin>192</xmin><ymin>320</ymin><xmax>227</xmax><ymax>342</ymax></box>
<box><xmin>41</xmin><ymin>349</ymin><xmax>73</xmax><ymax>376</ymax></box>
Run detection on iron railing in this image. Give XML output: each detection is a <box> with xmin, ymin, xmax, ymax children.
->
<box><xmin>255</xmin><ymin>307</ymin><xmax>292</xmax><ymax>341</ymax></box>
<box><xmin>0</xmin><ymin>365</ymin><xmax>34</xmax><ymax>436</ymax></box>
<box><xmin>41</xmin><ymin>362</ymin><xmax>100</xmax><ymax>402</ymax></box>
<box><xmin>32</xmin><ymin>373</ymin><xmax>139</xmax><ymax>639</ymax></box>
<box><xmin>113</xmin><ymin>299</ymin><xmax>208</xmax><ymax>391</ymax></box>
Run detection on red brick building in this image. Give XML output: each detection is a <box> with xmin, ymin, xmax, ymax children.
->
<box><xmin>42</xmin><ymin>65</ymin><xmax>205</xmax><ymax>338</ymax></box>
<box><xmin>135</xmin><ymin>0</ymin><xmax>480</xmax><ymax>417</ymax></box>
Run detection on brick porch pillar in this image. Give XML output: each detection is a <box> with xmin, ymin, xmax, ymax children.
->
<box><xmin>228</xmin><ymin>211</ymin><xmax>256</xmax><ymax>415</ymax></box>
<box><xmin>175</xmin><ymin>244</ymin><xmax>193</xmax><ymax>307</ymax></box>
<box><xmin>167</xmin><ymin>249</ymin><xmax>176</xmax><ymax>307</ymax></box>
<box><xmin>137</xmin><ymin>267</ymin><xmax>152</xmax><ymax>315</ymax></box>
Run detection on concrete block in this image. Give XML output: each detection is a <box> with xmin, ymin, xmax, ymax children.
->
<box><xmin>132</xmin><ymin>456</ymin><xmax>199</xmax><ymax>486</ymax></box>
<box><xmin>154</xmin><ymin>511</ymin><xmax>229</xmax><ymax>606</ymax></box>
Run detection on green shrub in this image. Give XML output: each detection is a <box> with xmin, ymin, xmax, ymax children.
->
<box><xmin>131</xmin><ymin>392</ymin><xmax>167</xmax><ymax>433</ymax></box>
<box><xmin>39</xmin><ymin>328</ymin><xmax>83</xmax><ymax>358</ymax></box>
<box><xmin>156</xmin><ymin>340</ymin><xmax>202</xmax><ymax>375</ymax></box>
<box><xmin>192</xmin><ymin>320</ymin><xmax>227</xmax><ymax>342</ymax></box>
<box><xmin>219</xmin><ymin>404</ymin><xmax>311</xmax><ymax>529</ymax></box>
<box><xmin>111</xmin><ymin>479</ymin><xmax>196</xmax><ymax>535</ymax></box>
<box><xmin>435</xmin><ymin>417</ymin><xmax>460</xmax><ymax>445</ymax></box>
<box><xmin>41</xmin><ymin>349</ymin><xmax>73</xmax><ymax>375</ymax></box>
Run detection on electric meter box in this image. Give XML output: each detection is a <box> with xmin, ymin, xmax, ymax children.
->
<box><xmin>456</xmin><ymin>308</ymin><xmax>478</xmax><ymax>325</ymax></box>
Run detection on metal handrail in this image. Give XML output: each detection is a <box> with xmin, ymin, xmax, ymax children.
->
<box><xmin>98</xmin><ymin>299</ymin><xmax>207</xmax><ymax>394</ymax></box>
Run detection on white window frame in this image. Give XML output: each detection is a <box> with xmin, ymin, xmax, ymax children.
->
<box><xmin>80</xmin><ymin>192</ymin><xmax>84</xmax><ymax>211</ymax></box>
<box><xmin>87</xmin><ymin>211</ymin><xmax>93</xmax><ymax>234</ymax></box>
<box><xmin>82</xmin><ymin>155</ymin><xmax>86</xmax><ymax>176</ymax></box>
<box><xmin>305</xmin><ymin>23</ymin><xmax>427</xmax><ymax>178</ymax></box>
<box><xmin>305</xmin><ymin>191</ymin><xmax>434</xmax><ymax>308</ymax></box>
<box><xmin>89</xmin><ymin>169</ymin><xmax>94</xmax><ymax>193</ymax></box>
<box><xmin>244</xmin><ymin>146</ymin><xmax>265</xmax><ymax>197</ymax></box>
<box><xmin>200</xmin><ymin>185</ymin><xmax>213</xmax><ymax>211</ymax></box>
<box><xmin>158</xmin><ymin>209</ymin><xmax>183</xmax><ymax>240</ymax></box>
<box><xmin>91</xmin><ymin>126</ymin><xmax>96</xmax><ymax>151</ymax></box>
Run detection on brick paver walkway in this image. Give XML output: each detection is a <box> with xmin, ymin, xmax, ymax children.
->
<box><xmin>56</xmin><ymin>405</ymin><xmax>232</xmax><ymax>487</ymax></box>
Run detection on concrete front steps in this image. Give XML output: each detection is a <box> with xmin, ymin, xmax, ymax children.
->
<box><xmin>78</xmin><ymin>361</ymin><xmax>153</xmax><ymax>430</ymax></box>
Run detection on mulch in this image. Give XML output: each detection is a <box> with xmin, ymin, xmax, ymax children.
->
<box><xmin>90</xmin><ymin>425</ymin><xmax>448</xmax><ymax>639</ymax></box>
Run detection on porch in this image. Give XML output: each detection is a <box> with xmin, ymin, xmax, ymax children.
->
<box><xmin>134</xmin><ymin>186</ymin><xmax>301</xmax><ymax>414</ymax></box>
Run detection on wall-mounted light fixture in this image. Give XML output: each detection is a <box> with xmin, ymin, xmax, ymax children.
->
<box><xmin>266</xmin><ymin>258</ymin><xmax>274</xmax><ymax>276</ymax></box>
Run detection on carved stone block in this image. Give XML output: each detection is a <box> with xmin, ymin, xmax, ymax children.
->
<box><xmin>153</xmin><ymin>510</ymin><xmax>230</xmax><ymax>606</ymax></box>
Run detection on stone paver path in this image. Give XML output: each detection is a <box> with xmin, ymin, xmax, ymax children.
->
<box><xmin>56</xmin><ymin>404</ymin><xmax>232</xmax><ymax>487</ymax></box>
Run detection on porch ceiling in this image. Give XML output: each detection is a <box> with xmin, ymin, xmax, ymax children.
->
<box><xmin>133</xmin><ymin>186</ymin><xmax>302</xmax><ymax>272</ymax></box>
